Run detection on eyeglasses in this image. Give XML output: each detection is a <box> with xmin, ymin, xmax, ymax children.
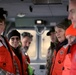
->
<box><xmin>11</xmin><ymin>37</ymin><xmax>20</xmax><ymax>41</ymax></box>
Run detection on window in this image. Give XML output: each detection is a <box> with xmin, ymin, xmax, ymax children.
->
<box><xmin>40</xmin><ymin>30</ymin><xmax>51</xmax><ymax>59</ymax></box>
<box><xmin>17</xmin><ymin>29</ymin><xmax>37</xmax><ymax>60</ymax></box>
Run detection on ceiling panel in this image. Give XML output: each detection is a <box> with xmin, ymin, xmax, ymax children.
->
<box><xmin>0</xmin><ymin>0</ymin><xmax>69</xmax><ymax>18</ymax></box>
<box><xmin>0</xmin><ymin>0</ymin><xmax>32</xmax><ymax>3</ymax></box>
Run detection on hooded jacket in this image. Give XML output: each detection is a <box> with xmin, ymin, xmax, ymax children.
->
<box><xmin>70</xmin><ymin>43</ymin><xmax>76</xmax><ymax>75</ymax></box>
<box><xmin>62</xmin><ymin>46</ymin><xmax>71</xmax><ymax>75</ymax></box>
<box><xmin>65</xmin><ymin>24</ymin><xmax>76</xmax><ymax>75</ymax></box>
<box><xmin>0</xmin><ymin>35</ymin><xmax>22</xmax><ymax>75</ymax></box>
<box><xmin>50</xmin><ymin>39</ymin><xmax>69</xmax><ymax>75</ymax></box>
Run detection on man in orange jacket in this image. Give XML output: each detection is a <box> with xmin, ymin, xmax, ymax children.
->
<box><xmin>65</xmin><ymin>24</ymin><xmax>76</xmax><ymax>75</ymax></box>
<box><xmin>0</xmin><ymin>8</ymin><xmax>19</xmax><ymax>75</ymax></box>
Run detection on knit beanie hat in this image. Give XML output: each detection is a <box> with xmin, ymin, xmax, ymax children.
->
<box><xmin>46</xmin><ymin>27</ymin><xmax>55</xmax><ymax>36</ymax></box>
<box><xmin>65</xmin><ymin>24</ymin><xmax>76</xmax><ymax>36</ymax></box>
<box><xmin>7</xmin><ymin>30</ymin><xmax>20</xmax><ymax>40</ymax></box>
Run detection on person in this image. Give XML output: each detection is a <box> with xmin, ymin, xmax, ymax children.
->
<box><xmin>62</xmin><ymin>25</ymin><xmax>74</xmax><ymax>75</ymax></box>
<box><xmin>50</xmin><ymin>19</ymin><xmax>70</xmax><ymax>75</ymax></box>
<box><xmin>21</xmin><ymin>32</ymin><xmax>34</xmax><ymax>75</ymax></box>
<box><xmin>0</xmin><ymin>8</ymin><xmax>22</xmax><ymax>75</ymax></box>
<box><xmin>46</xmin><ymin>26</ymin><xmax>57</xmax><ymax>75</ymax></box>
<box><xmin>7</xmin><ymin>29</ymin><xmax>28</xmax><ymax>75</ymax></box>
<box><xmin>68</xmin><ymin>0</ymin><xmax>76</xmax><ymax>28</ymax></box>
<box><xmin>64</xmin><ymin>24</ymin><xmax>76</xmax><ymax>75</ymax></box>
<box><xmin>21</xmin><ymin>32</ymin><xmax>33</xmax><ymax>63</ymax></box>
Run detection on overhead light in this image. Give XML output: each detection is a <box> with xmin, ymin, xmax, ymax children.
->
<box><xmin>17</xmin><ymin>13</ymin><xmax>25</xmax><ymax>17</ymax></box>
<box><xmin>35</xmin><ymin>20</ymin><xmax>44</xmax><ymax>25</ymax></box>
<box><xmin>36</xmin><ymin>20</ymin><xmax>42</xmax><ymax>24</ymax></box>
<box><xmin>35</xmin><ymin>19</ymin><xmax>46</xmax><ymax>25</ymax></box>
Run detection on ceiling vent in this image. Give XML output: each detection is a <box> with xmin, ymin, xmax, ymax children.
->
<box><xmin>32</xmin><ymin>0</ymin><xmax>62</xmax><ymax>4</ymax></box>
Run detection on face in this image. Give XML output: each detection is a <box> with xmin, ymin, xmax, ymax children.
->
<box><xmin>68</xmin><ymin>1</ymin><xmax>76</xmax><ymax>28</ymax></box>
<box><xmin>21</xmin><ymin>36</ymin><xmax>32</xmax><ymax>52</ymax></box>
<box><xmin>66</xmin><ymin>35</ymin><xmax>76</xmax><ymax>45</ymax></box>
<box><xmin>49</xmin><ymin>32</ymin><xmax>56</xmax><ymax>43</ymax></box>
<box><xmin>0</xmin><ymin>21</ymin><xmax>5</xmax><ymax>34</ymax></box>
<box><xmin>9</xmin><ymin>36</ymin><xmax>20</xmax><ymax>48</ymax></box>
<box><xmin>55</xmin><ymin>27</ymin><xmax>66</xmax><ymax>42</ymax></box>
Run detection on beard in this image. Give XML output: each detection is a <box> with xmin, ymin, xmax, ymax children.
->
<box><xmin>24</xmin><ymin>46</ymin><xmax>29</xmax><ymax>52</ymax></box>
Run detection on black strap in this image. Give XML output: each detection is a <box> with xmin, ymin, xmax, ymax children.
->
<box><xmin>56</xmin><ymin>39</ymin><xmax>68</xmax><ymax>53</ymax></box>
<box><xmin>67</xmin><ymin>45</ymin><xmax>71</xmax><ymax>54</ymax></box>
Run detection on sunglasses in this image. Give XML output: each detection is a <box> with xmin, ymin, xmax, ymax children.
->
<box><xmin>11</xmin><ymin>37</ymin><xmax>20</xmax><ymax>41</ymax></box>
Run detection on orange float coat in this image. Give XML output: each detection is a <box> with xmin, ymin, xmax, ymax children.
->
<box><xmin>12</xmin><ymin>47</ymin><xmax>28</xmax><ymax>75</ymax></box>
<box><xmin>52</xmin><ymin>45</ymin><xmax>69</xmax><ymax>75</ymax></box>
<box><xmin>50</xmin><ymin>39</ymin><xmax>69</xmax><ymax>75</ymax></box>
<box><xmin>0</xmin><ymin>36</ymin><xmax>22</xmax><ymax>75</ymax></box>
<box><xmin>70</xmin><ymin>44</ymin><xmax>76</xmax><ymax>75</ymax></box>
<box><xmin>0</xmin><ymin>43</ymin><xmax>15</xmax><ymax>74</ymax></box>
<box><xmin>13</xmin><ymin>52</ymin><xmax>22</xmax><ymax>75</ymax></box>
<box><xmin>62</xmin><ymin>53</ymin><xmax>71</xmax><ymax>75</ymax></box>
<box><xmin>65</xmin><ymin>24</ymin><xmax>76</xmax><ymax>75</ymax></box>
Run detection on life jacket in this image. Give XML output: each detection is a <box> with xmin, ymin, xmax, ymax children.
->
<box><xmin>13</xmin><ymin>52</ymin><xmax>22</xmax><ymax>75</ymax></box>
<box><xmin>70</xmin><ymin>44</ymin><xmax>76</xmax><ymax>75</ymax></box>
<box><xmin>62</xmin><ymin>54</ymin><xmax>71</xmax><ymax>75</ymax></box>
<box><xmin>0</xmin><ymin>40</ymin><xmax>15</xmax><ymax>74</ymax></box>
<box><xmin>1</xmin><ymin>35</ymin><xmax>22</xmax><ymax>75</ymax></box>
<box><xmin>51</xmin><ymin>44</ymin><xmax>69</xmax><ymax>75</ymax></box>
<box><xmin>12</xmin><ymin>46</ymin><xmax>28</xmax><ymax>75</ymax></box>
<box><xmin>62</xmin><ymin>46</ymin><xmax>71</xmax><ymax>75</ymax></box>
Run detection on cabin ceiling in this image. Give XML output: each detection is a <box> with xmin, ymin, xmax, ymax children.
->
<box><xmin>0</xmin><ymin>0</ymin><xmax>69</xmax><ymax>18</ymax></box>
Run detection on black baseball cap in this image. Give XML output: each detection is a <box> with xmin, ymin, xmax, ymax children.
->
<box><xmin>47</xmin><ymin>27</ymin><xmax>55</xmax><ymax>36</ymax></box>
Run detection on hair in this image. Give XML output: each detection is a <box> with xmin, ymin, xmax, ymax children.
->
<box><xmin>0</xmin><ymin>8</ymin><xmax>8</xmax><ymax>23</ymax></box>
<box><xmin>21</xmin><ymin>32</ymin><xmax>33</xmax><ymax>40</ymax></box>
<box><xmin>55</xmin><ymin>18</ymin><xmax>71</xmax><ymax>30</ymax></box>
<box><xmin>0</xmin><ymin>16</ymin><xmax>5</xmax><ymax>22</ymax></box>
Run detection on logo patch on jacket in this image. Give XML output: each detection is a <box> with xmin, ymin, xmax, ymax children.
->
<box><xmin>60</xmin><ymin>50</ymin><xmax>64</xmax><ymax>55</ymax></box>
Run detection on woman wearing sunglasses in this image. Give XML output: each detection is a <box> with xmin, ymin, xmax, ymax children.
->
<box><xmin>7</xmin><ymin>29</ymin><xmax>28</xmax><ymax>75</ymax></box>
